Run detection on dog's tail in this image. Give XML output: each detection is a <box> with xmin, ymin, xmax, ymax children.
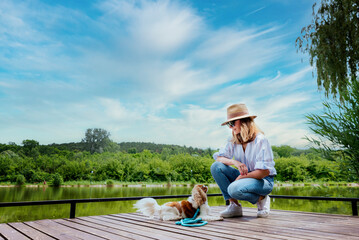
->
<box><xmin>133</xmin><ymin>198</ymin><xmax>161</xmax><ymax>218</ymax></box>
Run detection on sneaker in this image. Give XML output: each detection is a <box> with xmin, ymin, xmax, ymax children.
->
<box><xmin>257</xmin><ymin>195</ymin><xmax>270</xmax><ymax>218</ymax></box>
<box><xmin>220</xmin><ymin>202</ymin><xmax>243</xmax><ymax>218</ymax></box>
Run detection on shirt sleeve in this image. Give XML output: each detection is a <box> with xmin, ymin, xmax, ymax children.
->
<box><xmin>253</xmin><ymin>137</ymin><xmax>277</xmax><ymax>175</ymax></box>
<box><xmin>213</xmin><ymin>139</ymin><xmax>234</xmax><ymax>161</ymax></box>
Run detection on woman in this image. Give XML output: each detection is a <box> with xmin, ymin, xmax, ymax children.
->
<box><xmin>211</xmin><ymin>103</ymin><xmax>276</xmax><ymax>218</ymax></box>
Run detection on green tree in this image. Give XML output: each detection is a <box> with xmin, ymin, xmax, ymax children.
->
<box><xmin>22</xmin><ymin>139</ymin><xmax>40</xmax><ymax>158</ymax></box>
<box><xmin>82</xmin><ymin>128</ymin><xmax>111</xmax><ymax>154</ymax></box>
<box><xmin>206</xmin><ymin>147</ymin><xmax>213</xmax><ymax>157</ymax></box>
<box><xmin>51</xmin><ymin>173</ymin><xmax>63</xmax><ymax>187</ymax></box>
<box><xmin>128</xmin><ymin>148</ymin><xmax>137</xmax><ymax>154</ymax></box>
<box><xmin>272</xmin><ymin>145</ymin><xmax>295</xmax><ymax>158</ymax></box>
<box><xmin>0</xmin><ymin>155</ymin><xmax>15</xmax><ymax>181</ymax></box>
<box><xmin>15</xmin><ymin>174</ymin><xmax>26</xmax><ymax>186</ymax></box>
<box><xmin>297</xmin><ymin>0</ymin><xmax>359</xmax><ymax>181</ymax></box>
<box><xmin>296</xmin><ymin>0</ymin><xmax>359</xmax><ymax>100</ymax></box>
<box><xmin>306</xmin><ymin>80</ymin><xmax>359</xmax><ymax>180</ymax></box>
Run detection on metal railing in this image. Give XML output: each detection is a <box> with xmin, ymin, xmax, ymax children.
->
<box><xmin>0</xmin><ymin>194</ymin><xmax>357</xmax><ymax>219</ymax></box>
<box><xmin>269</xmin><ymin>195</ymin><xmax>358</xmax><ymax>216</ymax></box>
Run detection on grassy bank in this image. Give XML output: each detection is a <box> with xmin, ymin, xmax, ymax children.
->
<box><xmin>1</xmin><ymin>180</ymin><xmax>358</xmax><ymax>188</ymax></box>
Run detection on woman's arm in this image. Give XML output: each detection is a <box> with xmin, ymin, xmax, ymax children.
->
<box><xmin>216</xmin><ymin>156</ymin><xmax>248</xmax><ymax>176</ymax></box>
<box><xmin>253</xmin><ymin>135</ymin><xmax>277</xmax><ymax>176</ymax></box>
<box><xmin>235</xmin><ymin>169</ymin><xmax>269</xmax><ymax>180</ymax></box>
<box><xmin>216</xmin><ymin>156</ymin><xmax>236</xmax><ymax>166</ymax></box>
<box><xmin>216</xmin><ymin>156</ymin><xmax>270</xmax><ymax>179</ymax></box>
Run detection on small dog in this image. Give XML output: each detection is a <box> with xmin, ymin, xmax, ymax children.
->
<box><xmin>133</xmin><ymin>184</ymin><xmax>222</xmax><ymax>221</ymax></box>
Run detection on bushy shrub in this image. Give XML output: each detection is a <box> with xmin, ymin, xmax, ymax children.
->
<box><xmin>51</xmin><ymin>173</ymin><xmax>63</xmax><ymax>187</ymax></box>
<box><xmin>0</xmin><ymin>155</ymin><xmax>16</xmax><ymax>182</ymax></box>
<box><xmin>190</xmin><ymin>177</ymin><xmax>196</xmax><ymax>185</ymax></box>
<box><xmin>0</xmin><ymin>142</ymin><xmax>351</xmax><ymax>184</ymax></box>
<box><xmin>275</xmin><ymin>157</ymin><xmax>309</xmax><ymax>182</ymax></box>
<box><xmin>275</xmin><ymin>156</ymin><xmax>340</xmax><ymax>182</ymax></box>
<box><xmin>30</xmin><ymin>171</ymin><xmax>50</xmax><ymax>183</ymax></box>
<box><xmin>103</xmin><ymin>160</ymin><xmax>124</xmax><ymax>180</ymax></box>
<box><xmin>106</xmin><ymin>179</ymin><xmax>114</xmax><ymax>186</ymax></box>
<box><xmin>15</xmin><ymin>174</ymin><xmax>26</xmax><ymax>186</ymax></box>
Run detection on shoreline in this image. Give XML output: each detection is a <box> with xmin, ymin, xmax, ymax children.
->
<box><xmin>0</xmin><ymin>182</ymin><xmax>358</xmax><ymax>188</ymax></box>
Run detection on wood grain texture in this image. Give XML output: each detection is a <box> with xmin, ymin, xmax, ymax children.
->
<box><xmin>0</xmin><ymin>206</ymin><xmax>358</xmax><ymax>240</ymax></box>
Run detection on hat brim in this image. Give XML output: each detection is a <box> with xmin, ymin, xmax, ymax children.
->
<box><xmin>221</xmin><ymin>115</ymin><xmax>257</xmax><ymax>126</ymax></box>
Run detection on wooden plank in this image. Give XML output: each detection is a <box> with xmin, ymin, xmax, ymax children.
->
<box><xmin>212</xmin><ymin>206</ymin><xmax>359</xmax><ymax>227</ymax></box>
<box><xmin>63</xmin><ymin>218</ymin><xmax>152</xmax><ymax>240</ymax></box>
<box><xmin>123</xmin><ymin>213</ymin><xmax>279</xmax><ymax>240</ymax></box>
<box><xmin>0</xmin><ymin>224</ymin><xmax>30</xmax><ymax>240</ymax></box>
<box><xmin>106</xmin><ymin>214</ymin><xmax>255</xmax><ymax>240</ymax></box>
<box><xmin>8</xmin><ymin>222</ymin><xmax>54</xmax><ymax>240</ymax></box>
<box><xmin>105</xmin><ymin>213</ymin><xmax>233</xmax><ymax>240</ymax></box>
<box><xmin>185</xmin><ymin>206</ymin><xmax>351</xmax><ymax>240</ymax></box>
<box><xmin>2</xmin><ymin>206</ymin><xmax>359</xmax><ymax>240</ymax></box>
<box><xmin>88</xmin><ymin>215</ymin><xmax>196</xmax><ymax>240</ymax></box>
<box><xmin>262</xmin><ymin>210</ymin><xmax>356</xmax><ymax>223</ymax></box>
<box><xmin>272</xmin><ymin>213</ymin><xmax>359</xmax><ymax>228</ymax></box>
<box><xmin>35</xmin><ymin>219</ymin><xmax>106</xmax><ymax>240</ymax></box>
<box><xmin>87</xmin><ymin>215</ymin><xmax>186</xmax><ymax>240</ymax></box>
<box><xmin>53</xmin><ymin>219</ymin><xmax>132</xmax><ymax>240</ymax></box>
<box><xmin>235</xmin><ymin>206</ymin><xmax>356</xmax><ymax>221</ymax></box>
<box><xmin>213</xmin><ymin>216</ymin><xmax>342</xmax><ymax>240</ymax></box>
<box><xmin>211</xmin><ymin>206</ymin><xmax>359</xmax><ymax>239</ymax></box>
<box><xmin>74</xmin><ymin>217</ymin><xmax>163</xmax><ymax>240</ymax></box>
<box><xmin>239</xmin><ymin>211</ymin><xmax>359</xmax><ymax>237</ymax></box>
<box><xmin>123</xmin><ymin>212</ymin><xmax>296</xmax><ymax>240</ymax></box>
<box><xmin>104</xmin><ymin>214</ymin><xmax>232</xmax><ymax>240</ymax></box>
<box><xmin>25</xmin><ymin>220</ymin><xmax>93</xmax><ymax>240</ymax></box>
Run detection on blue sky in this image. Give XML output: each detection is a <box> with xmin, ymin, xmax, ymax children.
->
<box><xmin>0</xmin><ymin>0</ymin><xmax>323</xmax><ymax>149</ymax></box>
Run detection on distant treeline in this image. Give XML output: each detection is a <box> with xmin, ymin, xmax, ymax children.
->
<box><xmin>49</xmin><ymin>141</ymin><xmax>324</xmax><ymax>158</ymax></box>
<box><xmin>0</xmin><ymin>138</ymin><xmax>355</xmax><ymax>185</ymax></box>
<box><xmin>49</xmin><ymin>141</ymin><xmax>213</xmax><ymax>156</ymax></box>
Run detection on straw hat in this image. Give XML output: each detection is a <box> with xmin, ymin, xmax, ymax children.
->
<box><xmin>221</xmin><ymin>103</ymin><xmax>257</xmax><ymax>126</ymax></box>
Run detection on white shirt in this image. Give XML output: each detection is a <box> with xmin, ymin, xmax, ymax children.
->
<box><xmin>213</xmin><ymin>133</ymin><xmax>277</xmax><ymax>176</ymax></box>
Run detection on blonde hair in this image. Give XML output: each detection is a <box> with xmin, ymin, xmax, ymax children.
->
<box><xmin>231</xmin><ymin>118</ymin><xmax>263</xmax><ymax>145</ymax></box>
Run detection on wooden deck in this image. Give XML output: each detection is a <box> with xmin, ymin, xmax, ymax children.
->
<box><xmin>0</xmin><ymin>206</ymin><xmax>358</xmax><ymax>240</ymax></box>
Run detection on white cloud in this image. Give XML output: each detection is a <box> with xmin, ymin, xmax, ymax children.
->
<box><xmin>118</xmin><ymin>105</ymin><xmax>228</xmax><ymax>148</ymax></box>
<box><xmin>209</xmin><ymin>67</ymin><xmax>313</xmax><ymax>104</ymax></box>
<box><xmin>0</xmin><ymin>0</ymin><xmax>321</xmax><ymax>149</ymax></box>
<box><xmin>98</xmin><ymin>0</ymin><xmax>202</xmax><ymax>55</ymax></box>
<box><xmin>245</xmin><ymin>6</ymin><xmax>266</xmax><ymax>17</ymax></box>
<box><xmin>200</xmin><ymin>68</ymin><xmax>321</xmax><ymax>147</ymax></box>
<box><xmin>98</xmin><ymin>98</ymin><xmax>143</xmax><ymax>124</ymax></box>
<box><xmin>260</xmin><ymin>120</ymin><xmax>311</xmax><ymax>148</ymax></box>
<box><xmin>191</xmin><ymin>26</ymin><xmax>286</xmax><ymax>83</ymax></box>
<box><xmin>1</xmin><ymin>0</ymin><xmax>290</xmax><ymax>106</ymax></box>
<box><xmin>0</xmin><ymin>81</ymin><xmax>13</xmax><ymax>87</ymax></box>
<box><xmin>78</xmin><ymin>1</ymin><xmax>289</xmax><ymax>106</ymax></box>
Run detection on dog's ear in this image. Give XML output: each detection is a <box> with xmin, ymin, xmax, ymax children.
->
<box><xmin>192</xmin><ymin>185</ymin><xmax>207</xmax><ymax>207</ymax></box>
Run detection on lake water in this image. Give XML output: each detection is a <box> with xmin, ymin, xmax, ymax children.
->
<box><xmin>0</xmin><ymin>184</ymin><xmax>358</xmax><ymax>223</ymax></box>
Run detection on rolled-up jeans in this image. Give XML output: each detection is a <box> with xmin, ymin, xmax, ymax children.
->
<box><xmin>211</xmin><ymin>161</ymin><xmax>274</xmax><ymax>204</ymax></box>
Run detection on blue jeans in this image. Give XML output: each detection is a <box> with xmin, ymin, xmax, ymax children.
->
<box><xmin>211</xmin><ymin>161</ymin><xmax>274</xmax><ymax>204</ymax></box>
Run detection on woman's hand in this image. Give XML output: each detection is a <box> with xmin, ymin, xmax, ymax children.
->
<box><xmin>233</xmin><ymin>161</ymin><xmax>248</xmax><ymax>176</ymax></box>
<box><xmin>216</xmin><ymin>156</ymin><xmax>248</xmax><ymax>176</ymax></box>
<box><xmin>235</xmin><ymin>175</ymin><xmax>243</xmax><ymax>181</ymax></box>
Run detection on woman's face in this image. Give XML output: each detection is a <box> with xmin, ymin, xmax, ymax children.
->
<box><xmin>230</xmin><ymin>119</ymin><xmax>241</xmax><ymax>135</ymax></box>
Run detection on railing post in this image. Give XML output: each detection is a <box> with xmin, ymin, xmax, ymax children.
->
<box><xmin>352</xmin><ymin>200</ymin><xmax>358</xmax><ymax>216</ymax></box>
<box><xmin>70</xmin><ymin>202</ymin><xmax>76</xmax><ymax>218</ymax></box>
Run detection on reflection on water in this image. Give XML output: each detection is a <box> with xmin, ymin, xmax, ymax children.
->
<box><xmin>0</xmin><ymin>185</ymin><xmax>358</xmax><ymax>223</ymax></box>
